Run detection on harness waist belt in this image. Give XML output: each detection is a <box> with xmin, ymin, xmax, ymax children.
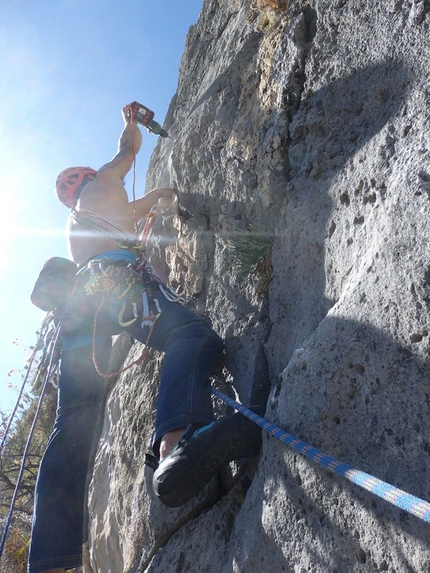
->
<box><xmin>85</xmin><ymin>249</ymin><xmax>138</xmax><ymax>264</ymax></box>
<box><xmin>77</xmin><ymin>250</ymin><xmax>140</xmax><ymax>275</ymax></box>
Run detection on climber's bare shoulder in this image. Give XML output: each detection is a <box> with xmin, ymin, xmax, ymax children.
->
<box><xmin>68</xmin><ymin>170</ymin><xmax>137</xmax><ymax>264</ymax></box>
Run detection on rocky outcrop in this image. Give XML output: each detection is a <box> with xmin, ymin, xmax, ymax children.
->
<box><xmin>87</xmin><ymin>1</ymin><xmax>430</xmax><ymax>571</ymax></box>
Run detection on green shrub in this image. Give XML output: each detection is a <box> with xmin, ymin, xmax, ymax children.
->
<box><xmin>228</xmin><ymin>224</ymin><xmax>273</xmax><ymax>294</ymax></box>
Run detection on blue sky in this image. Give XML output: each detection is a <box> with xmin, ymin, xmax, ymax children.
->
<box><xmin>0</xmin><ymin>0</ymin><xmax>203</xmax><ymax>412</ymax></box>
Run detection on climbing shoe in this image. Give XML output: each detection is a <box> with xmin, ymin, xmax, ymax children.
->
<box><xmin>152</xmin><ymin>410</ymin><xmax>263</xmax><ymax>508</ymax></box>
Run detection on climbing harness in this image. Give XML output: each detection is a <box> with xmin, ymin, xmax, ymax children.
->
<box><xmin>211</xmin><ymin>388</ymin><xmax>430</xmax><ymax>524</ymax></box>
<box><xmin>83</xmin><ymin>256</ymin><xmax>165</xmax><ymax>378</ymax></box>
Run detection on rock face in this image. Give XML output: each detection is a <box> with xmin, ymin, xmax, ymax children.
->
<box><xmin>87</xmin><ymin>1</ymin><xmax>430</xmax><ymax>571</ymax></box>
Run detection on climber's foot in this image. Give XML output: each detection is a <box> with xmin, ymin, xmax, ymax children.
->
<box><xmin>152</xmin><ymin>411</ymin><xmax>263</xmax><ymax>507</ymax></box>
<box><xmin>159</xmin><ymin>427</ymin><xmax>187</xmax><ymax>460</ymax></box>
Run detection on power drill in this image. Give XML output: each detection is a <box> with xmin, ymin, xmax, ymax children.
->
<box><xmin>130</xmin><ymin>102</ymin><xmax>169</xmax><ymax>138</ymax></box>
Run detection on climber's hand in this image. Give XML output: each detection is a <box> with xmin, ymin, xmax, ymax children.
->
<box><xmin>122</xmin><ymin>104</ymin><xmax>133</xmax><ymax>123</ymax></box>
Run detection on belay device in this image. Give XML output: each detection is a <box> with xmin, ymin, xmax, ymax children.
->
<box><xmin>130</xmin><ymin>102</ymin><xmax>170</xmax><ymax>138</ymax></box>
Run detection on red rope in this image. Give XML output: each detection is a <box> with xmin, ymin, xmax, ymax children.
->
<box><xmin>140</xmin><ymin>212</ymin><xmax>155</xmax><ymax>245</ymax></box>
<box><xmin>128</xmin><ymin>104</ymin><xmax>154</xmax><ymax>250</ymax></box>
<box><xmin>128</xmin><ymin>105</ymin><xmax>139</xmax><ymax>234</ymax></box>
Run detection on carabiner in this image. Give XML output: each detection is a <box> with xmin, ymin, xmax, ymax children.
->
<box><xmin>118</xmin><ymin>301</ymin><xmax>138</xmax><ymax>327</ymax></box>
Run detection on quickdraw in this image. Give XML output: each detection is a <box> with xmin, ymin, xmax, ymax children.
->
<box><xmin>82</xmin><ymin>258</ymin><xmax>165</xmax><ymax>379</ymax></box>
<box><xmin>118</xmin><ymin>300</ymin><xmax>139</xmax><ymax>327</ymax></box>
<box><xmin>91</xmin><ymin>290</ymin><xmax>157</xmax><ymax>379</ymax></box>
<box><xmin>139</xmin><ymin>212</ymin><xmax>155</xmax><ymax>246</ymax></box>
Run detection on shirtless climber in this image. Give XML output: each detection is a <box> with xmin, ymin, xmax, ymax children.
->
<box><xmin>28</xmin><ymin>104</ymin><xmax>261</xmax><ymax>573</ymax></box>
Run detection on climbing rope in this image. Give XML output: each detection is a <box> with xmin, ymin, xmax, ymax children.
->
<box><xmin>212</xmin><ymin>387</ymin><xmax>430</xmax><ymax>524</ymax></box>
<box><xmin>0</xmin><ymin>320</ymin><xmax>62</xmax><ymax>560</ymax></box>
<box><xmin>129</xmin><ymin>107</ymin><xmax>139</xmax><ymax>234</ymax></box>
<box><xmin>127</xmin><ymin>103</ymin><xmax>157</xmax><ymax>249</ymax></box>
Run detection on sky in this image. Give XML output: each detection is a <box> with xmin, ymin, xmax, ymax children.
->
<box><xmin>0</xmin><ymin>0</ymin><xmax>203</xmax><ymax>413</ymax></box>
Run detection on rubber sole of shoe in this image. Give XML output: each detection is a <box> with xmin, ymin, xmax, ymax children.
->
<box><xmin>153</xmin><ymin>411</ymin><xmax>262</xmax><ymax>507</ymax></box>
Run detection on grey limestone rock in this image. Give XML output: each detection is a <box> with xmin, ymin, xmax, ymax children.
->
<box><xmin>87</xmin><ymin>1</ymin><xmax>430</xmax><ymax>571</ymax></box>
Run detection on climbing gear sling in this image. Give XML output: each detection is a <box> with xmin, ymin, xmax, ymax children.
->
<box><xmin>71</xmin><ymin>208</ymin><xmax>146</xmax><ymax>252</ymax></box>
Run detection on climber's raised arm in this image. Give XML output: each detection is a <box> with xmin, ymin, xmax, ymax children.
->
<box><xmin>97</xmin><ymin>104</ymin><xmax>143</xmax><ymax>181</ymax></box>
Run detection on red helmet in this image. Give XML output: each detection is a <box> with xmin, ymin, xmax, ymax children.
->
<box><xmin>55</xmin><ymin>166</ymin><xmax>97</xmax><ymax>207</ymax></box>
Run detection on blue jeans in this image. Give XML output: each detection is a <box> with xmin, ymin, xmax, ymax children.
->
<box><xmin>28</xmin><ymin>254</ymin><xmax>223</xmax><ymax>572</ymax></box>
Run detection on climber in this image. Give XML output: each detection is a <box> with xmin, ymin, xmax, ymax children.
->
<box><xmin>28</xmin><ymin>103</ymin><xmax>261</xmax><ymax>573</ymax></box>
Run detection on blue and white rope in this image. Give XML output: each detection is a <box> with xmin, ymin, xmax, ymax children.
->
<box><xmin>212</xmin><ymin>387</ymin><xmax>430</xmax><ymax>523</ymax></box>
